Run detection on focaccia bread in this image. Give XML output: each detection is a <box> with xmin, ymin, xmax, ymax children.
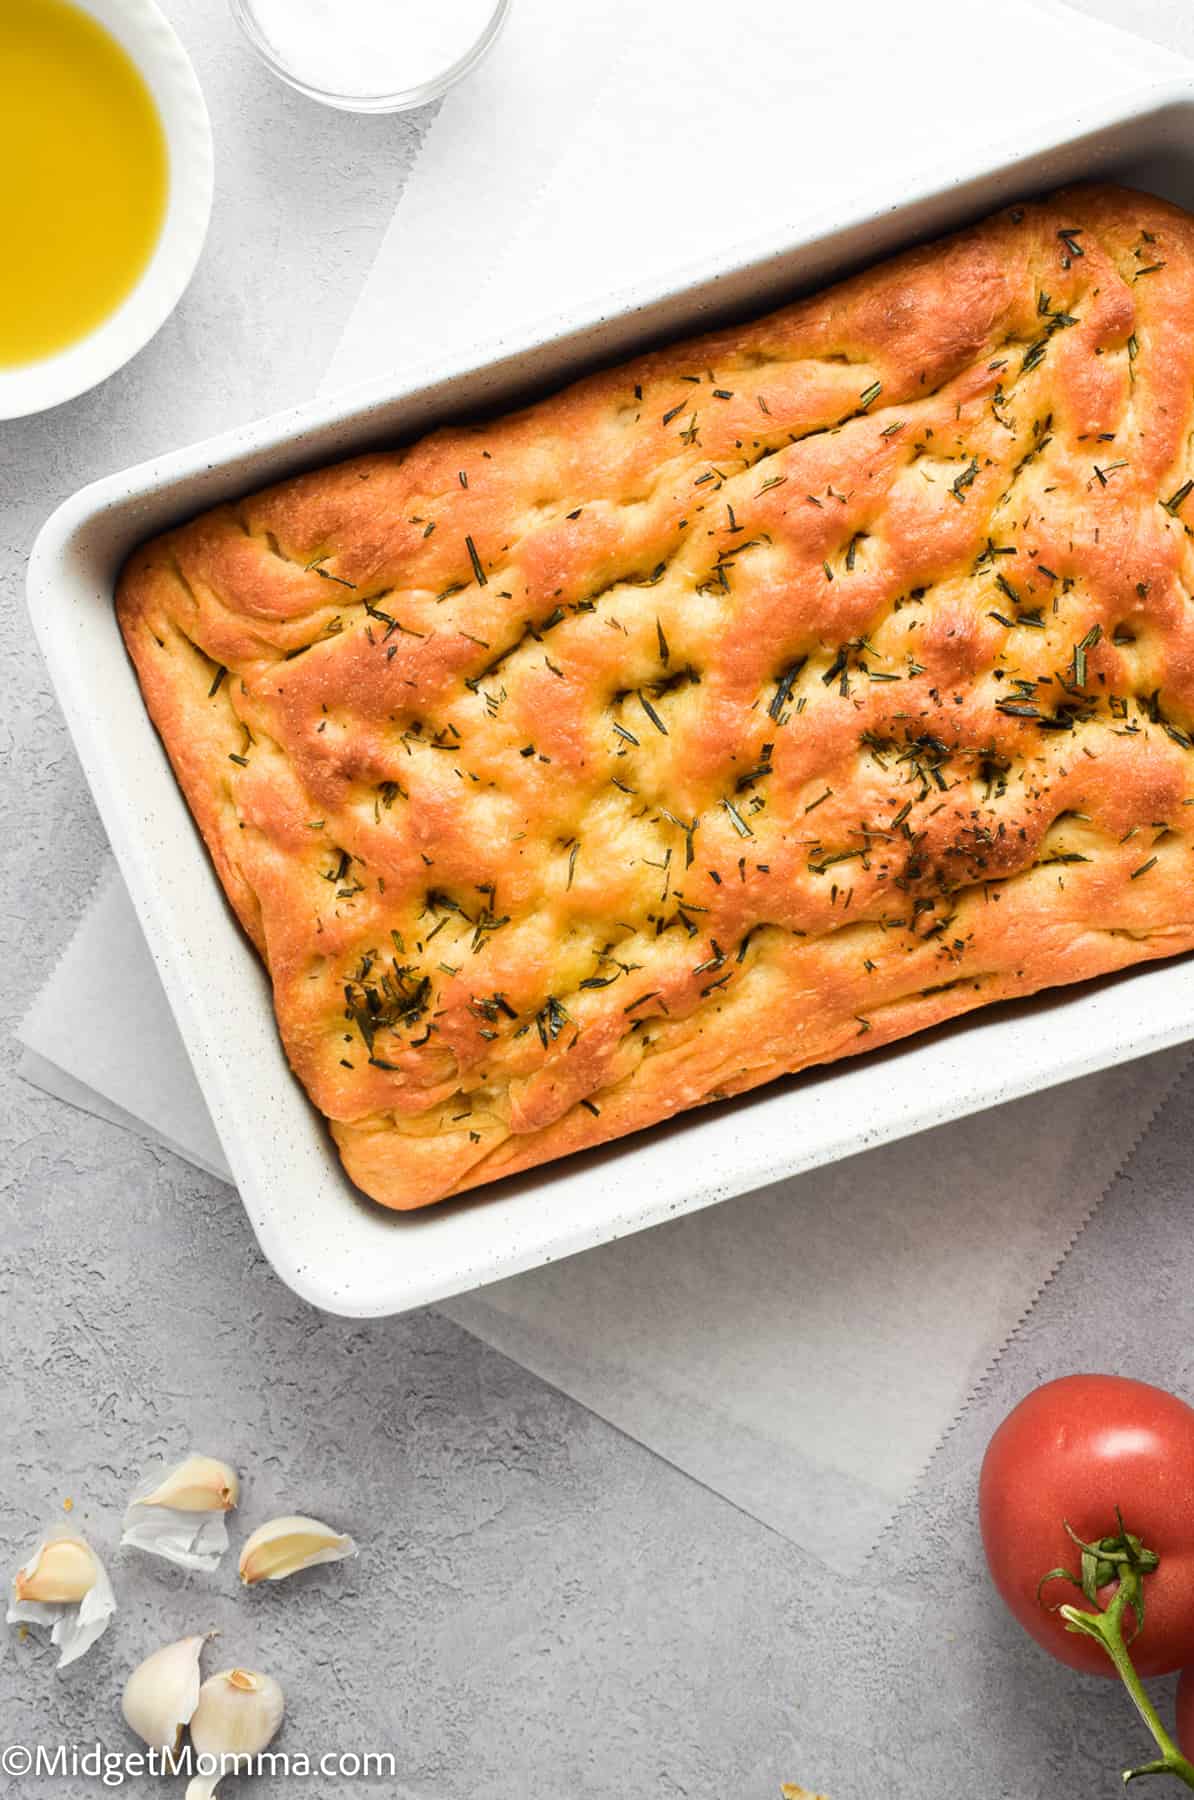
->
<box><xmin>117</xmin><ymin>184</ymin><xmax>1194</xmax><ymax>1209</ymax></box>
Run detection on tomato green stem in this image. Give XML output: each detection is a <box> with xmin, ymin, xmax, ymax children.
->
<box><xmin>1058</xmin><ymin>1592</ymin><xmax>1194</xmax><ymax>1788</ymax></box>
<box><xmin>1039</xmin><ymin>1513</ymin><xmax>1194</xmax><ymax>1788</ymax></box>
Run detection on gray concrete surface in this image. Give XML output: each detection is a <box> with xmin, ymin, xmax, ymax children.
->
<box><xmin>5</xmin><ymin>4</ymin><xmax>1194</xmax><ymax>1796</ymax></box>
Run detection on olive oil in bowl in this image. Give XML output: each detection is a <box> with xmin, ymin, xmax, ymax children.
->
<box><xmin>0</xmin><ymin>0</ymin><xmax>169</xmax><ymax>368</ymax></box>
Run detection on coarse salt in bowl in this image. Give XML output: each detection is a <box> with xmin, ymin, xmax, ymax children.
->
<box><xmin>229</xmin><ymin>0</ymin><xmax>512</xmax><ymax>114</ymax></box>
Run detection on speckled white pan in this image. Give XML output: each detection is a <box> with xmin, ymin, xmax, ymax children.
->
<box><xmin>27</xmin><ymin>81</ymin><xmax>1194</xmax><ymax>1317</ymax></box>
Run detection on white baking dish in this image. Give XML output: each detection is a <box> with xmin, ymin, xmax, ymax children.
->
<box><xmin>27</xmin><ymin>79</ymin><xmax>1194</xmax><ymax>1317</ymax></box>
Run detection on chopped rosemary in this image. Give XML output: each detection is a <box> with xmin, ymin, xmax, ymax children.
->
<box><xmin>996</xmin><ymin>700</ymin><xmax>1043</xmax><ymax>720</ymax></box>
<box><xmin>769</xmin><ymin>657</ymin><xmax>806</xmax><ymax>723</ymax></box>
<box><xmin>638</xmin><ymin>691</ymin><xmax>668</xmax><ymax>735</ymax></box>
<box><xmin>465</xmin><ymin>534</ymin><xmax>487</xmax><ymax>587</ymax></box>
<box><xmin>1069</xmin><ymin>623</ymin><xmax>1102</xmax><ymax>687</ymax></box>
<box><xmin>721</xmin><ymin>797</ymin><xmax>753</xmax><ymax>838</ymax></box>
<box><xmin>950</xmin><ymin>458</ymin><xmax>980</xmax><ymax>502</ymax></box>
<box><xmin>313</xmin><ymin>565</ymin><xmax>356</xmax><ymax>590</ymax></box>
<box><xmin>343</xmin><ymin>960</ymin><xmax>431</xmax><ymax>1054</ymax></box>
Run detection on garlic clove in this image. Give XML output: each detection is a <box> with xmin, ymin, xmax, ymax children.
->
<box><xmin>14</xmin><ymin>1536</ymin><xmax>96</xmax><ymax>1604</ymax></box>
<box><xmin>122</xmin><ymin>1633</ymin><xmax>210</xmax><ymax>1753</ymax></box>
<box><xmin>185</xmin><ymin>1666</ymin><xmax>284</xmax><ymax>1800</ymax></box>
<box><xmin>135</xmin><ymin>1455</ymin><xmax>239</xmax><ymax>1515</ymax></box>
<box><xmin>238</xmin><ymin>1515</ymin><xmax>357</xmax><ymax>1586</ymax></box>
<box><xmin>122</xmin><ymin>1454</ymin><xmax>239</xmax><ymax>1572</ymax></box>
<box><xmin>7</xmin><ymin>1531</ymin><xmax>116</xmax><ymax>1669</ymax></box>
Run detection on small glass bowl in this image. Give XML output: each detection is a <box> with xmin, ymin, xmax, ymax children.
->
<box><xmin>228</xmin><ymin>0</ymin><xmax>511</xmax><ymax>114</ymax></box>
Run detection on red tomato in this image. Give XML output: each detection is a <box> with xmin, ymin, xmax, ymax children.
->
<box><xmin>1178</xmin><ymin>1667</ymin><xmax>1194</xmax><ymax>1758</ymax></box>
<box><xmin>979</xmin><ymin>1374</ymin><xmax>1194</xmax><ymax>1677</ymax></box>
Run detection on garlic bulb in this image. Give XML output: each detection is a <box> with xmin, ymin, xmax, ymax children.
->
<box><xmin>122</xmin><ymin>1454</ymin><xmax>239</xmax><ymax>1573</ymax></box>
<box><xmin>7</xmin><ymin>1530</ymin><xmax>116</xmax><ymax>1669</ymax></box>
<box><xmin>121</xmin><ymin>1633</ymin><xmax>209</xmax><ymax>1754</ymax></box>
<box><xmin>185</xmin><ymin>1667</ymin><xmax>284</xmax><ymax>1800</ymax></box>
<box><xmin>238</xmin><ymin>1515</ymin><xmax>357</xmax><ymax>1585</ymax></box>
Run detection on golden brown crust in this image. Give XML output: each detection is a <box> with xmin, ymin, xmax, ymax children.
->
<box><xmin>117</xmin><ymin>185</ymin><xmax>1194</xmax><ymax>1209</ymax></box>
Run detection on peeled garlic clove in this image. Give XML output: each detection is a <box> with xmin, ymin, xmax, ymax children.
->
<box><xmin>238</xmin><ymin>1515</ymin><xmax>356</xmax><ymax>1585</ymax></box>
<box><xmin>122</xmin><ymin>1633</ymin><xmax>209</xmax><ymax>1753</ymax></box>
<box><xmin>136</xmin><ymin>1455</ymin><xmax>239</xmax><ymax>1514</ymax></box>
<box><xmin>122</xmin><ymin>1454</ymin><xmax>239</xmax><ymax>1573</ymax></box>
<box><xmin>14</xmin><ymin>1535</ymin><xmax>96</xmax><ymax>1604</ymax></box>
<box><xmin>7</xmin><ymin>1531</ymin><xmax>116</xmax><ymax>1670</ymax></box>
<box><xmin>185</xmin><ymin>1666</ymin><xmax>284</xmax><ymax>1800</ymax></box>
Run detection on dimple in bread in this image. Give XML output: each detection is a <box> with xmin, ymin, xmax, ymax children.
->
<box><xmin>117</xmin><ymin>185</ymin><xmax>1194</xmax><ymax>1210</ymax></box>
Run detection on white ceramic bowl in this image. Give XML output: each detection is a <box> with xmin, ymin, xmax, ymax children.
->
<box><xmin>0</xmin><ymin>0</ymin><xmax>213</xmax><ymax>421</ymax></box>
